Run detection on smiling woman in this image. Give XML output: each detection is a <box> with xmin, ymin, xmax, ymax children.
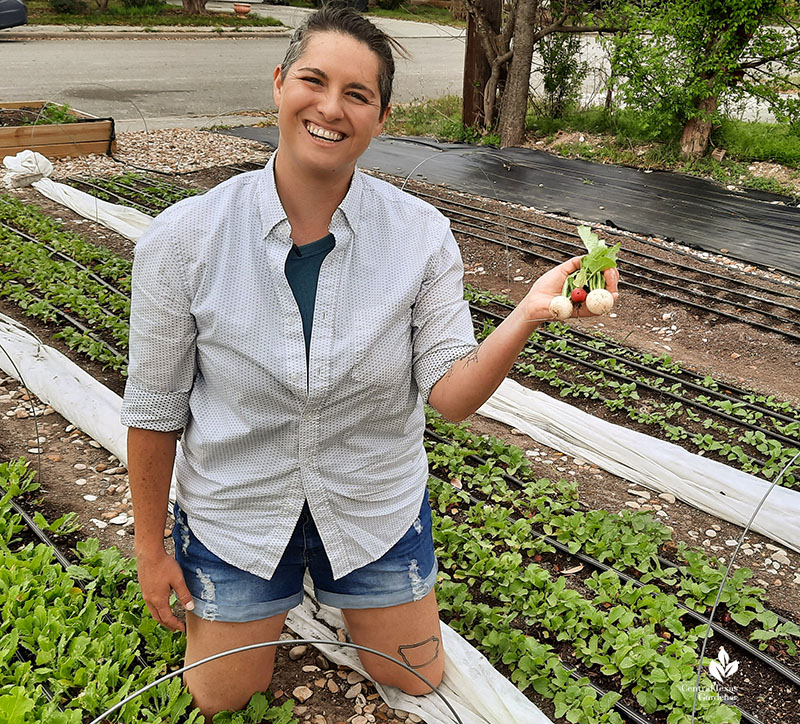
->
<box><xmin>121</xmin><ymin>5</ymin><xmax>619</xmax><ymax>722</ymax></box>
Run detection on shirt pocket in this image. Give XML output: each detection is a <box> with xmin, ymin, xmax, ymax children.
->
<box><xmin>348</xmin><ymin>304</ymin><xmax>413</xmax><ymax>390</ymax></box>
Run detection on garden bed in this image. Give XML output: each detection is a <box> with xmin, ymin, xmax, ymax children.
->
<box><xmin>1</xmin><ymin>128</ymin><xmax>799</xmax><ymax>724</ymax></box>
<box><xmin>0</xmin><ymin>101</ymin><xmax>116</xmax><ymax>159</ymax></box>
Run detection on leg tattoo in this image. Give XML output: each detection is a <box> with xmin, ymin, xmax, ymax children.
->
<box><xmin>397</xmin><ymin>636</ymin><xmax>441</xmax><ymax>670</ymax></box>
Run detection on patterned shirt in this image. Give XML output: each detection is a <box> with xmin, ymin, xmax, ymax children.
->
<box><xmin>120</xmin><ymin>154</ymin><xmax>477</xmax><ymax>580</ymax></box>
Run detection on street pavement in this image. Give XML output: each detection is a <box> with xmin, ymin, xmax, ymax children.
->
<box><xmin>0</xmin><ymin>4</ymin><xmax>465</xmax><ymax>131</ymax></box>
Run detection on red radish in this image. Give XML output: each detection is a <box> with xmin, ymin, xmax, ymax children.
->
<box><xmin>571</xmin><ymin>287</ymin><xmax>587</xmax><ymax>303</ymax></box>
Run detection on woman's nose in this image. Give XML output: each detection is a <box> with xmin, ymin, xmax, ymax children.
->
<box><xmin>317</xmin><ymin>90</ymin><xmax>344</xmax><ymax>120</ymax></box>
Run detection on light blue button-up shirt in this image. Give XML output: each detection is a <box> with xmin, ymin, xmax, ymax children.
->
<box><xmin>121</xmin><ymin>154</ymin><xmax>477</xmax><ymax>579</ymax></box>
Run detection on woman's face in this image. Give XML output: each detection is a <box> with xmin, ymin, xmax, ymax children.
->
<box><xmin>273</xmin><ymin>31</ymin><xmax>390</xmax><ymax>178</ymax></box>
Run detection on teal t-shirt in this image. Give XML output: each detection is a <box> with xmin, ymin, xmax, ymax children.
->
<box><xmin>284</xmin><ymin>233</ymin><xmax>336</xmax><ymax>360</ymax></box>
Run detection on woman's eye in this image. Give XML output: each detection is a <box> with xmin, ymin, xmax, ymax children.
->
<box><xmin>349</xmin><ymin>92</ymin><xmax>368</xmax><ymax>103</ymax></box>
<box><xmin>302</xmin><ymin>77</ymin><xmax>323</xmax><ymax>85</ymax></box>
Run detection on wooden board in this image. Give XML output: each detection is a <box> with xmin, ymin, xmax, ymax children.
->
<box><xmin>0</xmin><ymin>101</ymin><xmax>114</xmax><ymax>158</ymax></box>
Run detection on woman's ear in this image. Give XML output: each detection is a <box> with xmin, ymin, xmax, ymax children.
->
<box><xmin>374</xmin><ymin>103</ymin><xmax>392</xmax><ymax>137</ymax></box>
<box><xmin>272</xmin><ymin>65</ymin><xmax>284</xmax><ymax>107</ymax></box>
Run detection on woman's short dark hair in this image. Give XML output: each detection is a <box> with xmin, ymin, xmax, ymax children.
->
<box><xmin>279</xmin><ymin>5</ymin><xmax>406</xmax><ymax>115</ymax></box>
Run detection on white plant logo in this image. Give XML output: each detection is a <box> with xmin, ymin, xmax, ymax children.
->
<box><xmin>708</xmin><ymin>646</ymin><xmax>739</xmax><ymax>683</ymax></box>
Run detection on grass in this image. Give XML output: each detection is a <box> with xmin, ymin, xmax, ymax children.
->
<box><xmin>383</xmin><ymin>94</ymin><xmax>500</xmax><ymax>145</ymax></box>
<box><xmin>25</xmin><ymin>0</ymin><xmax>283</xmax><ymax>26</ymax></box>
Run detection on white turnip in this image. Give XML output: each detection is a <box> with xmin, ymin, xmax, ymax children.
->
<box><xmin>549</xmin><ymin>295</ymin><xmax>574</xmax><ymax>320</ymax></box>
<box><xmin>585</xmin><ymin>288</ymin><xmax>614</xmax><ymax>315</ymax></box>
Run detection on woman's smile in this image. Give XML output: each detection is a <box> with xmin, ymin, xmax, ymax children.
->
<box><xmin>304</xmin><ymin>121</ymin><xmax>346</xmax><ymax>143</ymax></box>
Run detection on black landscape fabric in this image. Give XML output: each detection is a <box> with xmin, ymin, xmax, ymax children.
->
<box><xmin>228</xmin><ymin>127</ymin><xmax>800</xmax><ymax>278</ymax></box>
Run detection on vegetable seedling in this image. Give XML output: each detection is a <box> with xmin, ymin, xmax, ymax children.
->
<box><xmin>549</xmin><ymin>226</ymin><xmax>619</xmax><ymax>320</ymax></box>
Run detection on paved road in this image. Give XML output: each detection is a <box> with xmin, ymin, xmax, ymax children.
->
<box><xmin>0</xmin><ymin>5</ymin><xmax>465</xmax><ymax>129</ymax></box>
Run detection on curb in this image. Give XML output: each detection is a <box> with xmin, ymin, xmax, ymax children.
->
<box><xmin>1</xmin><ymin>24</ymin><xmax>290</xmax><ymax>39</ymax></box>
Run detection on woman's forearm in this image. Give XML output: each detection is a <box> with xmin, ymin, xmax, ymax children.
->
<box><xmin>127</xmin><ymin>427</ymin><xmax>180</xmax><ymax>558</ymax></box>
<box><xmin>427</xmin><ymin>304</ymin><xmax>539</xmax><ymax>422</ymax></box>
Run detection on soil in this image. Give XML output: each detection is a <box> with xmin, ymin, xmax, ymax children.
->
<box><xmin>2</xmin><ymin>154</ymin><xmax>799</xmax><ymax>724</ymax></box>
<box><xmin>0</xmin><ymin>106</ymin><xmax>78</xmax><ymax>127</ymax></box>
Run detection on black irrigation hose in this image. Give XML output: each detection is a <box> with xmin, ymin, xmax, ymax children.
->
<box><xmin>425</xmin><ymin>425</ymin><xmax>799</xmax><ymax>636</ymax></box>
<box><xmin>471</xmin><ymin>305</ymin><xmax>800</xmax><ymax>465</ymax></box>
<box><xmin>2</xmin><ymin>284</ymin><xmax>127</xmax><ymax>363</ymax></box>
<box><xmin>448</xmin><ymin>212</ymin><xmax>800</xmax><ymax>318</ymax></box>
<box><xmin>452</xmin><ymin>221</ymin><xmax>800</xmax><ymax>344</ymax></box>
<box><xmin>544</xmin><ymin>321</ymin><xmax>800</xmax><ymax>418</ymax></box>
<box><xmin>0</xmin><ymin>220</ymin><xmax>130</xmax><ymax>301</ymax></box>
<box><xmin>412</xmin><ymin>188</ymin><xmax>800</xmax><ymax>301</ymax></box>
<box><xmin>427</xmin><ymin>473</ymin><xmax>779</xmax><ymax>724</ymax></box>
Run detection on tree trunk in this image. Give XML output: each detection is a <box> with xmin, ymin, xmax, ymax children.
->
<box><xmin>498</xmin><ymin>0</ymin><xmax>537</xmax><ymax>147</ymax></box>
<box><xmin>679</xmin><ymin>94</ymin><xmax>718</xmax><ymax>158</ymax></box>
<box><xmin>182</xmin><ymin>0</ymin><xmax>207</xmax><ymax>14</ymax></box>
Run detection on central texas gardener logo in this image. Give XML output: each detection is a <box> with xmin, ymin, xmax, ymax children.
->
<box><xmin>708</xmin><ymin>647</ymin><xmax>739</xmax><ymax>683</ymax></box>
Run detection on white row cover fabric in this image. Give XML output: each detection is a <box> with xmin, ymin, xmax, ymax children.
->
<box><xmin>0</xmin><ymin>313</ymin><xmax>128</xmax><ymax>466</ymax></box>
<box><xmin>478</xmin><ymin>378</ymin><xmax>800</xmax><ymax>555</ymax></box>
<box><xmin>3</xmin><ymin>149</ymin><xmax>53</xmax><ymax>187</ymax></box>
<box><xmin>288</xmin><ymin>574</ymin><xmax>553</xmax><ymax>724</ymax></box>
<box><xmin>3</xmin><ymin>150</ymin><xmax>152</xmax><ymax>242</ymax></box>
<box><xmin>0</xmin><ymin>314</ymin><xmax>552</xmax><ymax>724</ymax></box>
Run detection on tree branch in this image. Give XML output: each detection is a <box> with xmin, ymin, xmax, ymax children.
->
<box><xmin>739</xmin><ymin>43</ymin><xmax>800</xmax><ymax>69</ymax></box>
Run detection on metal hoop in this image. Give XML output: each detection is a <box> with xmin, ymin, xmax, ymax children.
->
<box><xmin>88</xmin><ymin>637</ymin><xmax>464</xmax><ymax>724</ymax></box>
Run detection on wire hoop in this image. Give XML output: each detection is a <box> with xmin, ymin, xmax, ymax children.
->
<box><xmin>88</xmin><ymin>637</ymin><xmax>464</xmax><ymax>724</ymax></box>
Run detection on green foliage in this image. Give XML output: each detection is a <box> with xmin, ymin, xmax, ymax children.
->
<box><xmin>605</xmin><ymin>0</ymin><xmax>800</xmax><ymax>142</ymax></box>
<box><xmin>45</xmin><ymin>0</ymin><xmax>87</xmax><ymax>14</ymax></box>
<box><xmin>713</xmin><ymin>118</ymin><xmax>800</xmax><ymax>165</ymax></box>
<box><xmin>532</xmin><ymin>32</ymin><xmax>589</xmax><ymax>119</ymax></box>
<box><xmin>20</xmin><ymin>104</ymin><xmax>78</xmax><ymax>127</ymax></box>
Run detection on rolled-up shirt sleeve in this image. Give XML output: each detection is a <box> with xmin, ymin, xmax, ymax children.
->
<box><xmin>412</xmin><ymin>222</ymin><xmax>478</xmax><ymax>402</ymax></box>
<box><xmin>120</xmin><ymin>213</ymin><xmax>197</xmax><ymax>431</ymax></box>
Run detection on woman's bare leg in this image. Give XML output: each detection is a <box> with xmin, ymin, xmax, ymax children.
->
<box><xmin>342</xmin><ymin>590</ymin><xmax>444</xmax><ymax>696</ymax></box>
<box><xmin>183</xmin><ymin>611</ymin><xmax>288</xmax><ymax>720</ymax></box>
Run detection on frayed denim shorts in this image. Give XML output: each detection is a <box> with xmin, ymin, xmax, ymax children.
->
<box><xmin>172</xmin><ymin>495</ymin><xmax>437</xmax><ymax>623</ymax></box>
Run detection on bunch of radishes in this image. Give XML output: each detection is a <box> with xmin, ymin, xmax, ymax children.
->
<box><xmin>549</xmin><ymin>226</ymin><xmax>619</xmax><ymax>320</ymax></box>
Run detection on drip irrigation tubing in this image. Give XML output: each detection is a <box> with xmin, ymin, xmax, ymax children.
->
<box><xmin>424</xmin><ymin>427</ymin><xmax>799</xmax><ymax>637</ymax></box>
<box><xmin>0</xmin><ymin>220</ymin><xmax>130</xmax><ymax>301</ymax></box>
<box><xmin>451</xmin><ymin>221</ymin><xmax>800</xmax><ymax>344</ymax></box>
<box><xmin>470</xmin><ymin>305</ymin><xmax>800</xmax><ymax>467</ymax></box>
<box><xmin>446</xmin><ymin>211</ymin><xmax>800</xmax><ymax>318</ymax></box>
<box><xmin>528</xmin><ymin>320</ymin><xmax>800</xmax><ymax>419</ymax></box>
<box><xmin>63</xmin><ymin>177</ymin><xmax>155</xmax><ymax>216</ymax></box>
<box><xmin>426</xmin><ymin>472</ymin><xmax>778</xmax><ymax>724</ymax></box>
<box><xmin>410</xmin><ymin>188</ymin><xmax>800</xmax><ymax>302</ymax></box>
<box><xmin>1</xmin><ymin>284</ymin><xmax>128</xmax><ymax>363</ymax></box>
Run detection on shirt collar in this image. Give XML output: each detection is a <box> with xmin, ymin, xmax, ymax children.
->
<box><xmin>257</xmin><ymin>152</ymin><xmax>363</xmax><ymax>243</ymax></box>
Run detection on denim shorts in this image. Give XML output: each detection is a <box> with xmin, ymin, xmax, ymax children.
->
<box><xmin>172</xmin><ymin>495</ymin><xmax>438</xmax><ymax>623</ymax></box>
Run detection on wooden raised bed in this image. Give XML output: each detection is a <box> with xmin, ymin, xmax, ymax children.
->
<box><xmin>0</xmin><ymin>101</ymin><xmax>116</xmax><ymax>159</ymax></box>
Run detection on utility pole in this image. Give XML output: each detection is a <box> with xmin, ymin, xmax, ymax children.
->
<box><xmin>461</xmin><ymin>0</ymin><xmax>502</xmax><ymax>128</ymax></box>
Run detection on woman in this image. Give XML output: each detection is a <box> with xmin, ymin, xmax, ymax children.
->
<box><xmin>122</xmin><ymin>6</ymin><xmax>619</xmax><ymax>720</ymax></box>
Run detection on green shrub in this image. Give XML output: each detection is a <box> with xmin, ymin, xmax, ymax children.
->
<box><xmin>119</xmin><ymin>0</ymin><xmax>165</xmax><ymax>8</ymax></box>
<box><xmin>47</xmin><ymin>0</ymin><xmax>87</xmax><ymax>12</ymax></box>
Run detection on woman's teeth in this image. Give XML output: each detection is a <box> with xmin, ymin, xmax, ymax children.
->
<box><xmin>306</xmin><ymin>122</ymin><xmax>344</xmax><ymax>142</ymax></box>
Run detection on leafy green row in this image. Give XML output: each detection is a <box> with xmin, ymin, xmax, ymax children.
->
<box><xmin>466</xmin><ymin>310</ymin><xmax>799</xmax><ymax>489</ymax></box>
<box><xmin>430</xmin><ymin>482</ymin><xmax>741</xmax><ymax>724</ymax></box>
<box><xmin>69</xmin><ymin>173</ymin><xmax>202</xmax><ymax>213</ymax></box>
<box><xmin>0</xmin><ymin>460</ymin><xmax>296</xmax><ymax>724</ymax></box>
<box><xmin>0</xmin><ymin>195</ymin><xmax>132</xmax><ymax>289</ymax></box>
<box><xmin>465</xmin><ymin>284</ymin><xmax>800</xmax><ymax>423</ymax></box>
<box><xmin>424</xmin><ymin>410</ymin><xmax>800</xmax><ymax>653</ymax></box>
